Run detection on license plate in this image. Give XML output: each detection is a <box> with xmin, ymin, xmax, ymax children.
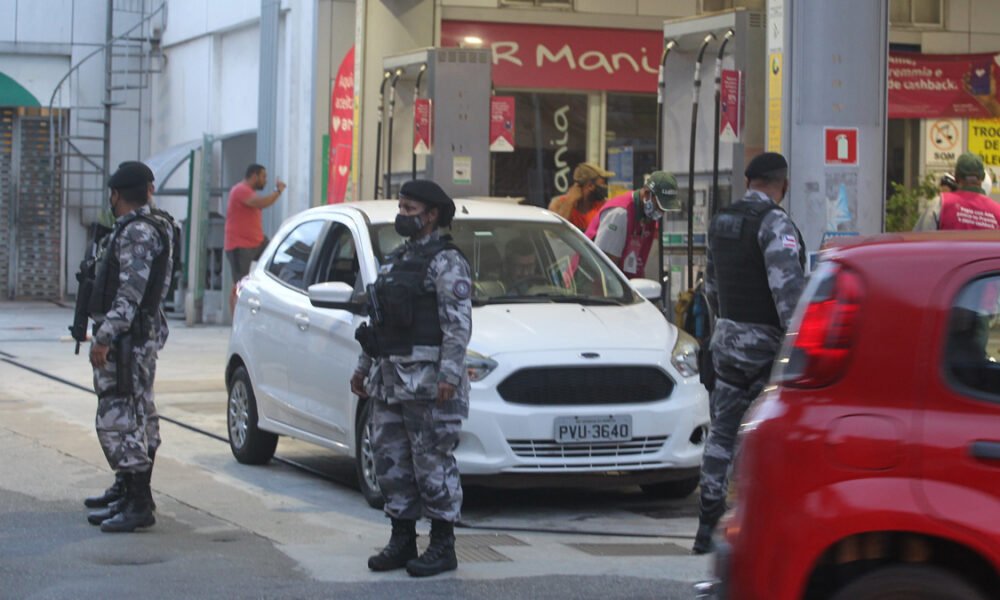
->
<box><xmin>554</xmin><ymin>415</ymin><xmax>632</xmax><ymax>444</ymax></box>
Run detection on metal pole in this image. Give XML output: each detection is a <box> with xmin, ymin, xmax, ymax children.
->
<box><xmin>655</xmin><ymin>39</ymin><xmax>677</xmax><ymax>169</ymax></box>
<box><xmin>373</xmin><ymin>71</ymin><xmax>390</xmax><ymax>199</ymax></box>
<box><xmin>384</xmin><ymin>68</ymin><xmax>403</xmax><ymax>198</ymax></box>
<box><xmin>711</xmin><ymin>30</ymin><xmax>735</xmax><ymax>219</ymax></box>
<box><xmin>411</xmin><ymin>63</ymin><xmax>427</xmax><ymax>181</ymax></box>
<box><xmin>655</xmin><ymin>38</ymin><xmax>676</xmax><ymax>311</ymax></box>
<box><xmin>102</xmin><ymin>0</ymin><xmax>113</xmax><ymax>188</ymax></box>
<box><xmin>687</xmin><ymin>34</ymin><xmax>715</xmax><ymax>291</ymax></box>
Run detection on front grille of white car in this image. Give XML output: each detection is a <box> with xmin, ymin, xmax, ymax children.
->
<box><xmin>507</xmin><ymin>436</ymin><xmax>668</xmax><ymax>459</ymax></box>
<box><xmin>497</xmin><ymin>367</ymin><xmax>673</xmax><ymax>405</ymax></box>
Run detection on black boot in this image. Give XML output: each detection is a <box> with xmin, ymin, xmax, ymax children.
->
<box><xmin>692</xmin><ymin>522</ymin><xmax>716</xmax><ymax>555</ymax></box>
<box><xmin>406</xmin><ymin>520</ymin><xmax>457</xmax><ymax>577</ymax></box>
<box><xmin>100</xmin><ymin>471</ymin><xmax>155</xmax><ymax>533</ymax></box>
<box><xmin>368</xmin><ymin>518</ymin><xmax>418</xmax><ymax>571</ymax></box>
<box><xmin>87</xmin><ymin>496</ymin><xmax>125</xmax><ymax>526</ymax></box>
<box><xmin>84</xmin><ymin>472</ymin><xmax>125</xmax><ymax>508</ymax></box>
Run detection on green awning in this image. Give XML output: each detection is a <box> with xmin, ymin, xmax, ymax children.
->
<box><xmin>0</xmin><ymin>71</ymin><xmax>41</xmax><ymax>107</ymax></box>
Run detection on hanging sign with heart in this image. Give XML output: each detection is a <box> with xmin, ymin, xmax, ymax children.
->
<box><xmin>327</xmin><ymin>46</ymin><xmax>355</xmax><ymax>204</ymax></box>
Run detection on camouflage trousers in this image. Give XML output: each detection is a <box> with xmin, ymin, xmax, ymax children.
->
<box><xmin>696</xmin><ymin>376</ymin><xmax>767</xmax><ymax>524</ymax></box>
<box><xmin>92</xmin><ymin>340</ymin><xmax>160</xmax><ymax>473</ymax></box>
<box><xmin>372</xmin><ymin>397</ymin><xmax>463</xmax><ymax>522</ymax></box>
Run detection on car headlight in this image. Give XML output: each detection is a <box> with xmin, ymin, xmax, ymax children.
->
<box><xmin>466</xmin><ymin>350</ymin><xmax>498</xmax><ymax>382</ymax></box>
<box><xmin>670</xmin><ymin>328</ymin><xmax>700</xmax><ymax>378</ymax></box>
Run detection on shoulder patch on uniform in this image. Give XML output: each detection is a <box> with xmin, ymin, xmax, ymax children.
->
<box><xmin>453</xmin><ymin>280</ymin><xmax>471</xmax><ymax>300</ymax></box>
<box><xmin>607</xmin><ymin>223</ymin><xmax>618</xmax><ymax>231</ymax></box>
<box><xmin>782</xmin><ymin>234</ymin><xmax>798</xmax><ymax>250</ymax></box>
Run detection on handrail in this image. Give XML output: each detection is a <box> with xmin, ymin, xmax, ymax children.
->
<box><xmin>46</xmin><ymin>2</ymin><xmax>165</xmax><ymax>113</ymax></box>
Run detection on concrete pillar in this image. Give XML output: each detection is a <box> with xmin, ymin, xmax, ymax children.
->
<box><xmin>768</xmin><ymin>0</ymin><xmax>888</xmax><ymax>251</ymax></box>
<box><xmin>353</xmin><ymin>0</ymin><xmax>435</xmax><ymax>201</ymax></box>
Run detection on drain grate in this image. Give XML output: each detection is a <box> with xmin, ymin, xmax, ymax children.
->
<box><xmin>567</xmin><ymin>542</ymin><xmax>689</xmax><ymax>557</ymax></box>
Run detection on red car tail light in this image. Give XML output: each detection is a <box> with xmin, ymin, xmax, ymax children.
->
<box><xmin>777</xmin><ymin>264</ymin><xmax>864</xmax><ymax>388</ymax></box>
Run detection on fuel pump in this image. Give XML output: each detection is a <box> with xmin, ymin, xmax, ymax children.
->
<box><xmin>382</xmin><ymin>47</ymin><xmax>492</xmax><ymax>199</ymax></box>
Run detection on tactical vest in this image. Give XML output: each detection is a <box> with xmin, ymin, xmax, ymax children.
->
<box><xmin>89</xmin><ymin>209</ymin><xmax>176</xmax><ymax>339</ymax></box>
<box><xmin>708</xmin><ymin>199</ymin><xmax>804</xmax><ymax>327</ymax></box>
<box><xmin>373</xmin><ymin>236</ymin><xmax>458</xmax><ymax>357</ymax></box>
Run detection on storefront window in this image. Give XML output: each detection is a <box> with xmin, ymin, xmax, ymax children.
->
<box><xmin>492</xmin><ymin>91</ymin><xmax>588</xmax><ymax>207</ymax></box>
<box><xmin>605</xmin><ymin>93</ymin><xmax>657</xmax><ymax>195</ymax></box>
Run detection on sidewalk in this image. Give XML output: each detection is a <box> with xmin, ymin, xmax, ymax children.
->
<box><xmin>0</xmin><ymin>301</ymin><xmax>709</xmax><ymax>598</ymax></box>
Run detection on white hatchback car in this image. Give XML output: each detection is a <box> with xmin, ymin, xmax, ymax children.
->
<box><xmin>226</xmin><ymin>200</ymin><xmax>710</xmax><ymax>507</ymax></box>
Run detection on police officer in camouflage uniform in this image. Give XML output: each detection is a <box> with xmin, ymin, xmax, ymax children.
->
<box><xmin>84</xmin><ymin>161</ymin><xmax>174</xmax><ymax>533</ymax></box>
<box><xmin>693</xmin><ymin>152</ymin><xmax>805</xmax><ymax>554</ymax></box>
<box><xmin>351</xmin><ymin>179</ymin><xmax>472</xmax><ymax>578</ymax></box>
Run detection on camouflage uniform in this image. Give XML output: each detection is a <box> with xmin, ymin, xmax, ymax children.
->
<box><xmin>356</xmin><ymin>230</ymin><xmax>472</xmax><ymax>522</ymax></box>
<box><xmin>92</xmin><ymin>205</ymin><xmax>173</xmax><ymax>473</ymax></box>
<box><xmin>698</xmin><ymin>189</ymin><xmax>805</xmax><ymax>525</ymax></box>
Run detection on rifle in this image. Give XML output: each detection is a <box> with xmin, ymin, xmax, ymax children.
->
<box><xmin>69</xmin><ymin>224</ymin><xmax>113</xmax><ymax>354</ymax></box>
<box><xmin>354</xmin><ymin>284</ymin><xmax>384</xmax><ymax>358</ymax></box>
<box><xmin>365</xmin><ymin>283</ymin><xmax>384</xmax><ymax>325</ymax></box>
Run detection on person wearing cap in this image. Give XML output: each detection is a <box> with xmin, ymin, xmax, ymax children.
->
<box><xmin>914</xmin><ymin>153</ymin><xmax>1000</xmax><ymax>231</ymax></box>
<box><xmin>83</xmin><ymin>161</ymin><xmax>177</xmax><ymax>533</ymax></box>
<box><xmin>224</xmin><ymin>164</ymin><xmax>286</xmax><ymax>314</ymax></box>
<box><xmin>548</xmin><ymin>162</ymin><xmax>614</xmax><ymax>231</ymax></box>
<box><xmin>693</xmin><ymin>151</ymin><xmax>806</xmax><ymax>554</ymax></box>
<box><xmin>350</xmin><ymin>179</ymin><xmax>472</xmax><ymax>577</ymax></box>
<box><xmin>585</xmin><ymin>171</ymin><xmax>679</xmax><ymax>280</ymax></box>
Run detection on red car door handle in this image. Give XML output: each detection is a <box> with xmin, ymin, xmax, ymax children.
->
<box><xmin>970</xmin><ymin>441</ymin><xmax>1000</xmax><ymax>461</ymax></box>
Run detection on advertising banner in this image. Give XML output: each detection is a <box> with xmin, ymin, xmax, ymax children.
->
<box><xmin>968</xmin><ymin>118</ymin><xmax>1000</xmax><ymax>168</ymax></box>
<box><xmin>889</xmin><ymin>52</ymin><xmax>1000</xmax><ymax>119</ymax></box>
<box><xmin>414</xmin><ymin>98</ymin><xmax>432</xmax><ymax>155</ymax></box>
<box><xmin>719</xmin><ymin>69</ymin><xmax>742</xmax><ymax>143</ymax></box>
<box><xmin>489</xmin><ymin>96</ymin><xmax>515</xmax><ymax>152</ymax></box>
<box><xmin>327</xmin><ymin>46</ymin><xmax>354</xmax><ymax>204</ymax></box>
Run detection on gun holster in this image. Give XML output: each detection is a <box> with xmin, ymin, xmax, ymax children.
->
<box><xmin>354</xmin><ymin>323</ymin><xmax>382</xmax><ymax>359</ymax></box>
<box><xmin>699</xmin><ymin>346</ymin><xmax>716</xmax><ymax>393</ymax></box>
<box><xmin>115</xmin><ymin>334</ymin><xmax>135</xmax><ymax>397</ymax></box>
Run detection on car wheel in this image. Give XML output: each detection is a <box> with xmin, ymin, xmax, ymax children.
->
<box><xmin>640</xmin><ymin>476</ymin><xmax>700</xmax><ymax>499</ymax></box>
<box><xmin>830</xmin><ymin>565</ymin><xmax>987</xmax><ymax>600</ymax></box>
<box><xmin>355</xmin><ymin>399</ymin><xmax>385</xmax><ymax>509</ymax></box>
<box><xmin>227</xmin><ymin>366</ymin><xmax>278</xmax><ymax>465</ymax></box>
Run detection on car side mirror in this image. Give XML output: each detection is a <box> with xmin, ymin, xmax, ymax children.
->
<box><xmin>308</xmin><ymin>281</ymin><xmax>365</xmax><ymax>314</ymax></box>
<box><xmin>629</xmin><ymin>278</ymin><xmax>662</xmax><ymax>301</ymax></box>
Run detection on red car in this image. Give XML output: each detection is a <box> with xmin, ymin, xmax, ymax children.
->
<box><xmin>699</xmin><ymin>231</ymin><xmax>1000</xmax><ymax>600</ymax></box>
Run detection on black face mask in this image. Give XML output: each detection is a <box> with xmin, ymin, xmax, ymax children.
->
<box><xmin>591</xmin><ymin>185</ymin><xmax>609</xmax><ymax>202</ymax></box>
<box><xmin>394</xmin><ymin>212</ymin><xmax>425</xmax><ymax>238</ymax></box>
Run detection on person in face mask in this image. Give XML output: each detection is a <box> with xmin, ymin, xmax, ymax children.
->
<box><xmin>547</xmin><ymin>162</ymin><xmax>614</xmax><ymax>231</ymax></box>
<box><xmin>350</xmin><ymin>179</ymin><xmax>473</xmax><ymax>578</ymax></box>
<box><xmin>585</xmin><ymin>171</ymin><xmax>679</xmax><ymax>280</ymax></box>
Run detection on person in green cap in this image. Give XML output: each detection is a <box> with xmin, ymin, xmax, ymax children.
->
<box><xmin>915</xmin><ymin>153</ymin><xmax>1000</xmax><ymax>231</ymax></box>
<box><xmin>585</xmin><ymin>171</ymin><xmax>679</xmax><ymax>279</ymax></box>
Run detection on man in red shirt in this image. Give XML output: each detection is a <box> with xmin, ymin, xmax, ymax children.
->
<box><xmin>224</xmin><ymin>163</ymin><xmax>286</xmax><ymax>283</ymax></box>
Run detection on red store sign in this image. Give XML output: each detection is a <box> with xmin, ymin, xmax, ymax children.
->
<box><xmin>441</xmin><ymin>21</ymin><xmax>663</xmax><ymax>93</ymax></box>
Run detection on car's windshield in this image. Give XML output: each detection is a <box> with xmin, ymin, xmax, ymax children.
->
<box><xmin>371</xmin><ymin>219</ymin><xmax>637</xmax><ymax>306</ymax></box>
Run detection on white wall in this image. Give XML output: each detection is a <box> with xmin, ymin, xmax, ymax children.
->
<box><xmin>0</xmin><ymin>54</ymin><xmax>71</xmax><ymax>106</ymax></box>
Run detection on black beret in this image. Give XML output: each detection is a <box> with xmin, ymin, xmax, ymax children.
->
<box><xmin>745</xmin><ymin>152</ymin><xmax>788</xmax><ymax>180</ymax></box>
<box><xmin>108</xmin><ymin>161</ymin><xmax>154</xmax><ymax>189</ymax></box>
<box><xmin>399</xmin><ymin>179</ymin><xmax>456</xmax><ymax>226</ymax></box>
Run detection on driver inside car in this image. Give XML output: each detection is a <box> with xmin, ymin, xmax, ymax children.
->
<box><xmin>503</xmin><ymin>237</ymin><xmax>548</xmax><ymax>294</ymax></box>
